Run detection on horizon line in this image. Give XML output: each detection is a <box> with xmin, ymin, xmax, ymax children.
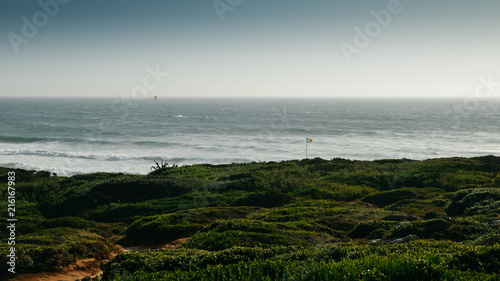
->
<box><xmin>1</xmin><ymin>96</ymin><xmax>497</xmax><ymax>100</ymax></box>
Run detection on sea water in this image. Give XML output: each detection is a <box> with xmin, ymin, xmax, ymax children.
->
<box><xmin>1</xmin><ymin>98</ymin><xmax>499</xmax><ymax>176</ymax></box>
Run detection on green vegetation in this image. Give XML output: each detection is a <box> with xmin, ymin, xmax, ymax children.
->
<box><xmin>0</xmin><ymin>227</ymin><xmax>116</xmax><ymax>273</ymax></box>
<box><xmin>1</xmin><ymin>156</ymin><xmax>500</xmax><ymax>280</ymax></box>
<box><xmin>445</xmin><ymin>188</ymin><xmax>500</xmax><ymax>216</ymax></box>
<box><xmin>126</xmin><ymin>206</ymin><xmax>259</xmax><ymax>244</ymax></box>
<box><xmin>102</xmin><ymin>242</ymin><xmax>500</xmax><ymax>281</ymax></box>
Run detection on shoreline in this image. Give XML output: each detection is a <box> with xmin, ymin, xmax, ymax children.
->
<box><xmin>2</xmin><ymin>154</ymin><xmax>498</xmax><ymax>177</ymax></box>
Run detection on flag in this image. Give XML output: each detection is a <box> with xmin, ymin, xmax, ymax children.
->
<box><xmin>306</xmin><ymin>138</ymin><xmax>312</xmax><ymax>143</ymax></box>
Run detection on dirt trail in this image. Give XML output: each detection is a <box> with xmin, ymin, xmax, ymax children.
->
<box><xmin>161</xmin><ymin>237</ymin><xmax>190</xmax><ymax>249</ymax></box>
<box><xmin>12</xmin><ymin>238</ymin><xmax>190</xmax><ymax>281</ymax></box>
<box><xmin>11</xmin><ymin>258</ymin><xmax>105</xmax><ymax>281</ymax></box>
<box><xmin>11</xmin><ymin>246</ymin><xmax>125</xmax><ymax>281</ymax></box>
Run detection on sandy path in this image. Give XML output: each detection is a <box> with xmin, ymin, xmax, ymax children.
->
<box><xmin>11</xmin><ymin>246</ymin><xmax>125</xmax><ymax>281</ymax></box>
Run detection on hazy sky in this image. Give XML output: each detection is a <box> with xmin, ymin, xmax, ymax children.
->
<box><xmin>1</xmin><ymin>0</ymin><xmax>499</xmax><ymax>98</ymax></box>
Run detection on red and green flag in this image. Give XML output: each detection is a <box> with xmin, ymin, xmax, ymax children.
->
<box><xmin>306</xmin><ymin>138</ymin><xmax>312</xmax><ymax>143</ymax></box>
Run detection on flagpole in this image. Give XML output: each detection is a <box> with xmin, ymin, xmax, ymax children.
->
<box><xmin>305</xmin><ymin>138</ymin><xmax>312</xmax><ymax>159</ymax></box>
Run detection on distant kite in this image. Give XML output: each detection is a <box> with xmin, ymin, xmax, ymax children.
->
<box><xmin>154</xmin><ymin>96</ymin><xmax>157</xmax><ymax>100</ymax></box>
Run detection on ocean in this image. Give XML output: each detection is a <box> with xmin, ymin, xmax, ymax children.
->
<box><xmin>1</xmin><ymin>98</ymin><xmax>499</xmax><ymax>176</ymax></box>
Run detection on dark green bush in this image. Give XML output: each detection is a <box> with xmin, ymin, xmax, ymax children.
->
<box><xmin>184</xmin><ymin>220</ymin><xmax>335</xmax><ymax>251</ymax></box>
<box><xmin>45</xmin><ymin>177</ymin><xmax>216</xmax><ymax>218</ymax></box>
<box><xmin>291</xmin><ymin>185</ymin><xmax>335</xmax><ymax>199</ymax></box>
<box><xmin>390</xmin><ymin>218</ymin><xmax>489</xmax><ymax>241</ymax></box>
<box><xmin>423</xmin><ymin>211</ymin><xmax>440</xmax><ymax>220</ymax></box>
<box><xmin>41</xmin><ymin>216</ymin><xmax>98</xmax><ymax>229</ymax></box>
<box><xmin>474</xmin><ymin>230</ymin><xmax>500</xmax><ymax>245</ymax></box>
<box><xmin>385</xmin><ymin>198</ymin><xmax>449</xmax><ymax>217</ymax></box>
<box><xmin>444</xmin><ymin>219</ymin><xmax>490</xmax><ymax>241</ymax></box>
<box><xmin>128</xmin><ymin>223</ymin><xmax>201</xmax><ymax>245</ymax></box>
<box><xmin>231</xmin><ymin>188</ymin><xmax>292</xmax><ymax>208</ymax></box>
<box><xmin>391</xmin><ymin>219</ymin><xmax>452</xmax><ymax>239</ymax></box>
<box><xmin>445</xmin><ymin>188</ymin><xmax>500</xmax><ymax>216</ymax></box>
<box><xmin>126</xmin><ymin>207</ymin><xmax>258</xmax><ymax>244</ymax></box>
<box><xmin>449</xmin><ymin>246</ymin><xmax>500</xmax><ymax>273</ymax></box>
<box><xmin>361</xmin><ymin>188</ymin><xmax>419</xmax><ymax>207</ymax></box>
<box><xmin>313</xmin><ymin>217</ymin><xmax>358</xmax><ymax>233</ymax></box>
<box><xmin>349</xmin><ymin>220</ymin><xmax>398</xmax><ymax>239</ymax></box>
<box><xmin>0</xmin><ymin>227</ymin><xmax>115</xmax><ymax>276</ymax></box>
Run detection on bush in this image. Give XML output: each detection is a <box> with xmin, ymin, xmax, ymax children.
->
<box><xmin>385</xmin><ymin>198</ymin><xmax>449</xmax><ymax>217</ymax></box>
<box><xmin>474</xmin><ymin>230</ymin><xmax>500</xmax><ymax>245</ymax></box>
<box><xmin>246</xmin><ymin>200</ymin><xmax>344</xmax><ymax>223</ymax></box>
<box><xmin>126</xmin><ymin>207</ymin><xmax>258</xmax><ymax>244</ymax></box>
<box><xmin>184</xmin><ymin>220</ymin><xmax>335</xmax><ymax>251</ymax></box>
<box><xmin>423</xmin><ymin>211</ymin><xmax>440</xmax><ymax>220</ymax></box>
<box><xmin>389</xmin><ymin>218</ymin><xmax>490</xmax><ymax>241</ymax></box>
<box><xmin>445</xmin><ymin>188</ymin><xmax>500</xmax><ymax>216</ymax></box>
<box><xmin>361</xmin><ymin>188</ymin><xmax>419</xmax><ymax>207</ymax></box>
<box><xmin>444</xmin><ymin>219</ymin><xmax>490</xmax><ymax>241</ymax></box>
<box><xmin>349</xmin><ymin>220</ymin><xmax>398</xmax><ymax>239</ymax></box>
<box><xmin>0</xmin><ymin>227</ymin><xmax>115</xmax><ymax>276</ymax></box>
<box><xmin>45</xmin><ymin>177</ymin><xmax>215</xmax><ymax>218</ymax></box>
<box><xmin>449</xmin><ymin>246</ymin><xmax>500</xmax><ymax>274</ymax></box>
<box><xmin>314</xmin><ymin>217</ymin><xmax>358</xmax><ymax>233</ymax></box>
<box><xmin>391</xmin><ymin>219</ymin><xmax>452</xmax><ymax>239</ymax></box>
<box><xmin>231</xmin><ymin>188</ymin><xmax>292</xmax><ymax>208</ymax></box>
<box><xmin>291</xmin><ymin>185</ymin><xmax>335</xmax><ymax>199</ymax></box>
<box><xmin>41</xmin><ymin>217</ymin><xmax>98</xmax><ymax>229</ymax></box>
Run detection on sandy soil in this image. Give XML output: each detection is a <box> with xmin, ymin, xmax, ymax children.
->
<box><xmin>160</xmin><ymin>237</ymin><xmax>190</xmax><ymax>249</ymax></box>
<box><xmin>11</xmin><ymin>258</ymin><xmax>105</xmax><ymax>281</ymax></box>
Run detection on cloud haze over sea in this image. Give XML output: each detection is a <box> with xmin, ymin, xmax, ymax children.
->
<box><xmin>1</xmin><ymin>0</ymin><xmax>500</xmax><ymax>98</ymax></box>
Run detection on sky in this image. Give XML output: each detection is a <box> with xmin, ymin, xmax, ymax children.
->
<box><xmin>1</xmin><ymin>0</ymin><xmax>500</xmax><ymax>99</ymax></box>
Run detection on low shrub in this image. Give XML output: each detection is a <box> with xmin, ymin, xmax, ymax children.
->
<box><xmin>41</xmin><ymin>216</ymin><xmax>98</xmax><ymax>229</ymax></box>
<box><xmin>361</xmin><ymin>188</ymin><xmax>419</xmax><ymax>207</ymax></box>
<box><xmin>183</xmin><ymin>220</ymin><xmax>336</xmax><ymax>251</ymax></box>
<box><xmin>291</xmin><ymin>185</ymin><xmax>335</xmax><ymax>199</ymax></box>
<box><xmin>390</xmin><ymin>219</ymin><xmax>452</xmax><ymax>239</ymax></box>
<box><xmin>349</xmin><ymin>220</ymin><xmax>398</xmax><ymax>239</ymax></box>
<box><xmin>231</xmin><ymin>188</ymin><xmax>292</xmax><ymax>208</ymax></box>
<box><xmin>444</xmin><ymin>219</ymin><xmax>490</xmax><ymax>241</ymax></box>
<box><xmin>45</xmin><ymin>177</ymin><xmax>215</xmax><ymax>218</ymax></box>
<box><xmin>445</xmin><ymin>188</ymin><xmax>500</xmax><ymax>216</ymax></box>
<box><xmin>385</xmin><ymin>198</ymin><xmax>449</xmax><ymax>217</ymax></box>
<box><xmin>449</xmin><ymin>246</ymin><xmax>500</xmax><ymax>274</ymax></box>
<box><xmin>0</xmin><ymin>227</ymin><xmax>115</xmax><ymax>276</ymax></box>
<box><xmin>126</xmin><ymin>207</ymin><xmax>259</xmax><ymax>244</ymax></box>
<box><xmin>389</xmin><ymin>218</ymin><xmax>490</xmax><ymax>241</ymax></box>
